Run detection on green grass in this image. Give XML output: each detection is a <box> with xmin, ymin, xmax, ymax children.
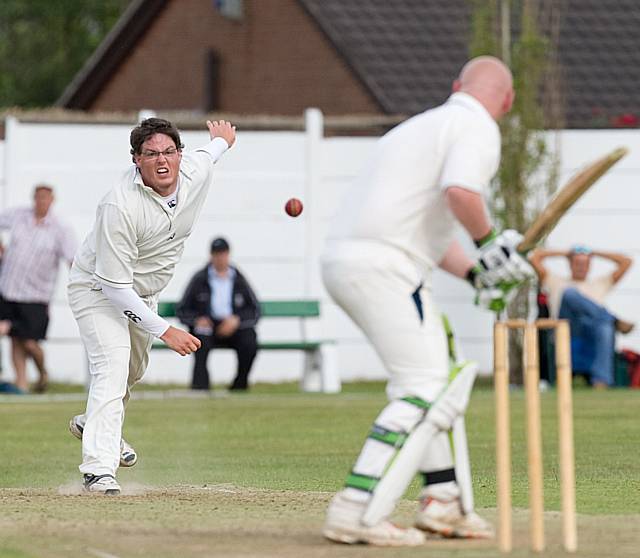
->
<box><xmin>1</xmin><ymin>382</ymin><xmax>639</xmax><ymax>514</ymax></box>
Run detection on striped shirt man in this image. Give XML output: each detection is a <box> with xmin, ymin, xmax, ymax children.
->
<box><xmin>0</xmin><ymin>206</ymin><xmax>77</xmax><ymax>303</ymax></box>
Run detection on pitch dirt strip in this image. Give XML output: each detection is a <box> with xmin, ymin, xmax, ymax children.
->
<box><xmin>87</xmin><ymin>549</ymin><xmax>123</xmax><ymax>558</ymax></box>
<box><xmin>0</xmin><ymin>486</ymin><xmax>637</xmax><ymax>558</ymax></box>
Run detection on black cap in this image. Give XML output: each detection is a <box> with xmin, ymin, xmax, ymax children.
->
<box><xmin>210</xmin><ymin>237</ymin><xmax>230</xmax><ymax>253</ymax></box>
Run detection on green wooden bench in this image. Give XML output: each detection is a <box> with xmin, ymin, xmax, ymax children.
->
<box><xmin>152</xmin><ymin>299</ymin><xmax>340</xmax><ymax>393</ymax></box>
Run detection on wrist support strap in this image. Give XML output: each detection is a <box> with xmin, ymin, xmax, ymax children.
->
<box><xmin>474</xmin><ymin>228</ymin><xmax>497</xmax><ymax>248</ymax></box>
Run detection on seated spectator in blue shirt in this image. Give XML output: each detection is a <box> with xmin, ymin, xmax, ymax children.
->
<box><xmin>177</xmin><ymin>238</ymin><xmax>260</xmax><ymax>390</ymax></box>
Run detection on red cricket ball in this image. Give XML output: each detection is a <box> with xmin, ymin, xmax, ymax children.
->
<box><xmin>285</xmin><ymin>197</ymin><xmax>303</xmax><ymax>217</ymax></box>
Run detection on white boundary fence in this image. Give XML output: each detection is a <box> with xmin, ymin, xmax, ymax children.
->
<box><xmin>1</xmin><ymin>111</ymin><xmax>639</xmax><ymax>386</ymax></box>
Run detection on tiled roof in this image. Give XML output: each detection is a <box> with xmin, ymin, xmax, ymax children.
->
<box><xmin>299</xmin><ymin>0</ymin><xmax>471</xmax><ymax>115</ymax></box>
<box><xmin>560</xmin><ymin>0</ymin><xmax>640</xmax><ymax>127</ymax></box>
<box><xmin>300</xmin><ymin>0</ymin><xmax>640</xmax><ymax>127</ymax></box>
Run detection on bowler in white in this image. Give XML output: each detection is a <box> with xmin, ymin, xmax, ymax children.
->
<box><xmin>67</xmin><ymin>118</ymin><xmax>236</xmax><ymax>495</ymax></box>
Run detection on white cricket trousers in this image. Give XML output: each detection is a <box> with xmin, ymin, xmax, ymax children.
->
<box><xmin>321</xmin><ymin>240</ymin><xmax>449</xmax><ymax>402</ymax></box>
<box><xmin>68</xmin><ymin>268</ymin><xmax>155</xmax><ymax>476</ymax></box>
<box><xmin>322</xmin><ymin>240</ymin><xmax>456</xmax><ymax>496</ymax></box>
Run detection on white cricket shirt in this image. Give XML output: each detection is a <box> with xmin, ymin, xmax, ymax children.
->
<box><xmin>326</xmin><ymin>92</ymin><xmax>501</xmax><ymax>273</ymax></box>
<box><xmin>73</xmin><ymin>138</ymin><xmax>228</xmax><ymax>297</ymax></box>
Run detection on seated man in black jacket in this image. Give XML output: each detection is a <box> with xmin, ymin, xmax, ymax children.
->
<box><xmin>177</xmin><ymin>238</ymin><xmax>260</xmax><ymax>390</ymax></box>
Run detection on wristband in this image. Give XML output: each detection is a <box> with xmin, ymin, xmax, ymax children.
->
<box><xmin>465</xmin><ymin>266</ymin><xmax>479</xmax><ymax>286</ymax></box>
<box><xmin>474</xmin><ymin>228</ymin><xmax>497</xmax><ymax>248</ymax></box>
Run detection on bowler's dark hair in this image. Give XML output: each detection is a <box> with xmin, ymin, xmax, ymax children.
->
<box><xmin>130</xmin><ymin>118</ymin><xmax>184</xmax><ymax>161</ymax></box>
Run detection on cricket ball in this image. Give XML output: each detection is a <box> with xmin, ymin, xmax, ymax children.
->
<box><xmin>285</xmin><ymin>197</ymin><xmax>303</xmax><ymax>217</ymax></box>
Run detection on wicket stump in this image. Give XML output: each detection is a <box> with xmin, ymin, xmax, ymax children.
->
<box><xmin>494</xmin><ymin>319</ymin><xmax>577</xmax><ymax>553</ymax></box>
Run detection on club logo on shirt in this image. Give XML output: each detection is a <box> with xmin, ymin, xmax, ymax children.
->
<box><xmin>124</xmin><ymin>310</ymin><xmax>141</xmax><ymax>323</ymax></box>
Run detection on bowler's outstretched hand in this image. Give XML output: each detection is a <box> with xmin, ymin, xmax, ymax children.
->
<box><xmin>207</xmin><ymin>119</ymin><xmax>236</xmax><ymax>146</ymax></box>
<box><xmin>160</xmin><ymin>326</ymin><xmax>202</xmax><ymax>356</ymax></box>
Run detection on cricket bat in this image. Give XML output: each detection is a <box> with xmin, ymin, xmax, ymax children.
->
<box><xmin>517</xmin><ymin>146</ymin><xmax>629</xmax><ymax>253</ymax></box>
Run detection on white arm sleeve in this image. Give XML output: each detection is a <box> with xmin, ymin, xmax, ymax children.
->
<box><xmin>100</xmin><ymin>282</ymin><xmax>170</xmax><ymax>338</ymax></box>
<box><xmin>196</xmin><ymin>137</ymin><xmax>229</xmax><ymax>163</ymax></box>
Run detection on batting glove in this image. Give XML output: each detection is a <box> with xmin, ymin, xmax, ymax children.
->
<box><xmin>470</xmin><ymin>229</ymin><xmax>535</xmax><ymax>289</ymax></box>
<box><xmin>474</xmin><ymin>284</ymin><xmax>519</xmax><ymax>313</ymax></box>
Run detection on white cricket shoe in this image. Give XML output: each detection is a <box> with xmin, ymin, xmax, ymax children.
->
<box><xmin>83</xmin><ymin>474</ymin><xmax>121</xmax><ymax>495</ymax></box>
<box><xmin>323</xmin><ymin>492</ymin><xmax>425</xmax><ymax>547</ymax></box>
<box><xmin>415</xmin><ymin>496</ymin><xmax>494</xmax><ymax>539</ymax></box>
<box><xmin>69</xmin><ymin>415</ymin><xmax>138</xmax><ymax>467</ymax></box>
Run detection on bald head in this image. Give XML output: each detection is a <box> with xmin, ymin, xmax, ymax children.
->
<box><xmin>453</xmin><ymin>56</ymin><xmax>514</xmax><ymax>120</ymax></box>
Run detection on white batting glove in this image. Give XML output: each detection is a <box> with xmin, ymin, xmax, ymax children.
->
<box><xmin>471</xmin><ymin>229</ymin><xmax>535</xmax><ymax>289</ymax></box>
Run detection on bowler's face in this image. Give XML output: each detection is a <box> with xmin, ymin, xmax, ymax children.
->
<box><xmin>134</xmin><ymin>133</ymin><xmax>182</xmax><ymax>195</ymax></box>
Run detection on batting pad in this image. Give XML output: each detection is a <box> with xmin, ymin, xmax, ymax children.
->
<box><xmin>361</xmin><ymin>362</ymin><xmax>478</xmax><ymax>526</ymax></box>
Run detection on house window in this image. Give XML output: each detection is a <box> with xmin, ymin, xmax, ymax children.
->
<box><xmin>204</xmin><ymin>50</ymin><xmax>220</xmax><ymax>112</ymax></box>
<box><xmin>214</xmin><ymin>0</ymin><xmax>243</xmax><ymax>21</ymax></box>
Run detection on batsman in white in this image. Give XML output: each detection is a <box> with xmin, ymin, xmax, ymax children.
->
<box><xmin>67</xmin><ymin>117</ymin><xmax>236</xmax><ymax>495</ymax></box>
<box><xmin>321</xmin><ymin>56</ymin><xmax>534</xmax><ymax>545</ymax></box>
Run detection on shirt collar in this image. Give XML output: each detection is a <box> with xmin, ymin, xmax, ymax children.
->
<box><xmin>33</xmin><ymin>210</ymin><xmax>53</xmax><ymax>225</ymax></box>
<box><xmin>208</xmin><ymin>265</ymin><xmax>236</xmax><ymax>280</ymax></box>
<box><xmin>133</xmin><ymin>166</ymin><xmax>144</xmax><ymax>186</ymax></box>
<box><xmin>133</xmin><ymin>167</ymin><xmax>157</xmax><ymax>196</ymax></box>
<box><xmin>447</xmin><ymin>92</ymin><xmax>494</xmax><ymax>121</ymax></box>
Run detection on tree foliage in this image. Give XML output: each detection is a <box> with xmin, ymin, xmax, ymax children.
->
<box><xmin>469</xmin><ymin>0</ymin><xmax>561</xmax><ymax>233</ymax></box>
<box><xmin>469</xmin><ymin>0</ymin><xmax>563</xmax><ymax>381</ymax></box>
<box><xmin>0</xmin><ymin>0</ymin><xmax>130</xmax><ymax>108</ymax></box>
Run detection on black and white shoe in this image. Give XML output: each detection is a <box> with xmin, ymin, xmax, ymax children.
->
<box><xmin>69</xmin><ymin>415</ymin><xmax>138</xmax><ymax>467</ymax></box>
<box><xmin>83</xmin><ymin>474</ymin><xmax>121</xmax><ymax>495</ymax></box>
<box><xmin>68</xmin><ymin>415</ymin><xmax>84</xmax><ymax>440</ymax></box>
<box><xmin>119</xmin><ymin>438</ymin><xmax>137</xmax><ymax>467</ymax></box>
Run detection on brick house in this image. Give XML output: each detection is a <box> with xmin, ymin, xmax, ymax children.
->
<box><xmin>58</xmin><ymin>0</ymin><xmax>640</xmax><ymax>127</ymax></box>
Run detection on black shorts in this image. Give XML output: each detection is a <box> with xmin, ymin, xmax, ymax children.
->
<box><xmin>0</xmin><ymin>297</ymin><xmax>49</xmax><ymax>340</ymax></box>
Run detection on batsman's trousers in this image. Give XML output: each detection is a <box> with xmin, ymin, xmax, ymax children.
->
<box><xmin>321</xmin><ymin>240</ymin><xmax>449</xmax><ymax>402</ymax></box>
<box><xmin>68</xmin><ymin>268</ymin><xmax>156</xmax><ymax>476</ymax></box>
